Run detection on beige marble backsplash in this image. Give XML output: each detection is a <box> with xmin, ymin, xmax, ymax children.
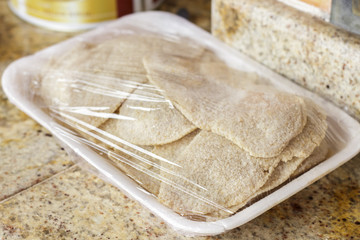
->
<box><xmin>212</xmin><ymin>0</ymin><xmax>360</xmax><ymax>120</ymax></box>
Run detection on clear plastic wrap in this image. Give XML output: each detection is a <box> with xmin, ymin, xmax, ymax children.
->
<box><xmin>3</xmin><ymin>12</ymin><xmax>360</xmax><ymax>236</ymax></box>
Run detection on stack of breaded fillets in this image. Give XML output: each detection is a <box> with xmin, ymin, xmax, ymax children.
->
<box><xmin>40</xmin><ymin>35</ymin><xmax>328</xmax><ymax>220</ymax></box>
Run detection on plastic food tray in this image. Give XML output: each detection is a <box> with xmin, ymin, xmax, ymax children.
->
<box><xmin>2</xmin><ymin>12</ymin><xmax>360</xmax><ymax>236</ymax></box>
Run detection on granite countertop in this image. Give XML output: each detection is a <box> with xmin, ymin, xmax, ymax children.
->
<box><xmin>0</xmin><ymin>0</ymin><xmax>359</xmax><ymax>239</ymax></box>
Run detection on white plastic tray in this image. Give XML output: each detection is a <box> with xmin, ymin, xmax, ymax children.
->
<box><xmin>2</xmin><ymin>12</ymin><xmax>360</xmax><ymax>236</ymax></box>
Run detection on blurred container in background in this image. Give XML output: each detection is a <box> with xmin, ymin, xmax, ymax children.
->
<box><xmin>9</xmin><ymin>0</ymin><xmax>164</xmax><ymax>31</ymax></box>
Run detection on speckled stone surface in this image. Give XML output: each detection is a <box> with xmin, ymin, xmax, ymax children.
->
<box><xmin>1</xmin><ymin>0</ymin><xmax>360</xmax><ymax>239</ymax></box>
<box><xmin>1</xmin><ymin>159</ymin><xmax>359</xmax><ymax>239</ymax></box>
<box><xmin>0</xmin><ymin>119</ymin><xmax>72</xmax><ymax>200</ymax></box>
<box><xmin>0</xmin><ymin>166</ymin><xmax>186</xmax><ymax>239</ymax></box>
<box><xmin>212</xmin><ymin>0</ymin><xmax>360</xmax><ymax>120</ymax></box>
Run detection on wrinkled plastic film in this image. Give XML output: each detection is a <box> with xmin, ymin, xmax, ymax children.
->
<box><xmin>5</xmin><ymin>12</ymin><xmax>359</xmax><ymax>235</ymax></box>
<box><xmin>33</xmin><ymin>27</ymin><xmax>343</xmax><ymax>220</ymax></box>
